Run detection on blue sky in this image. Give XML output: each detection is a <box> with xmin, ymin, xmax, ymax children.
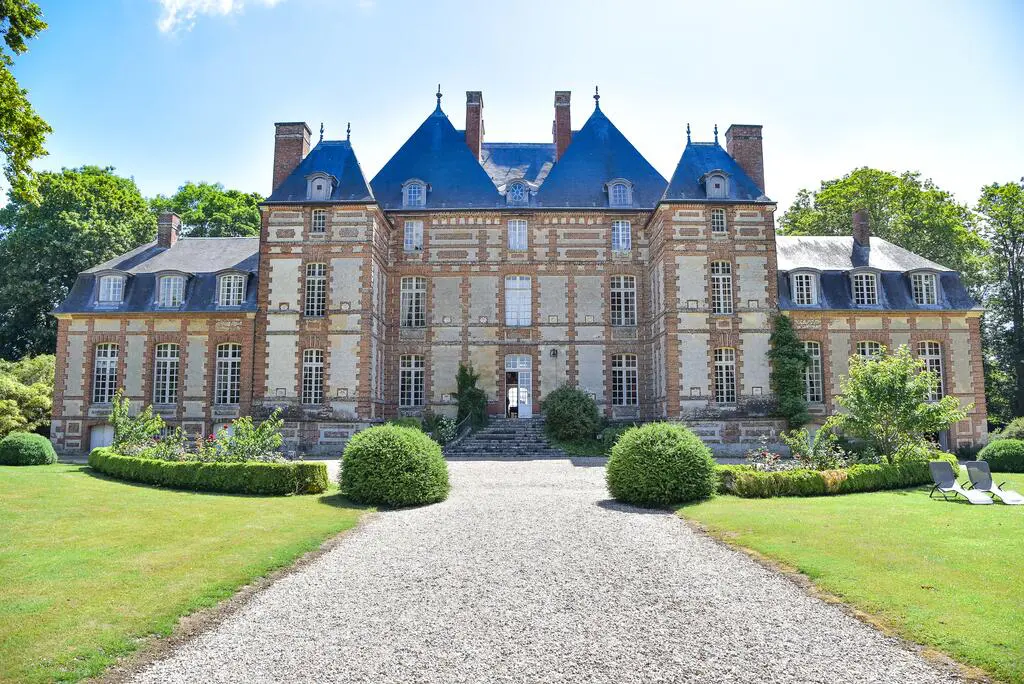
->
<box><xmin>7</xmin><ymin>0</ymin><xmax>1023</xmax><ymax>214</ymax></box>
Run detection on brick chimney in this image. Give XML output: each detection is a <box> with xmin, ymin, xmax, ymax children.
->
<box><xmin>465</xmin><ymin>91</ymin><xmax>484</xmax><ymax>160</ymax></box>
<box><xmin>852</xmin><ymin>209</ymin><xmax>871</xmax><ymax>247</ymax></box>
<box><xmin>272</xmin><ymin>122</ymin><xmax>311</xmax><ymax>193</ymax></box>
<box><xmin>724</xmin><ymin>124</ymin><xmax>765</xmax><ymax>194</ymax></box>
<box><xmin>552</xmin><ymin>91</ymin><xmax>572</xmax><ymax>161</ymax></box>
<box><xmin>157</xmin><ymin>212</ymin><xmax>180</xmax><ymax>248</ymax></box>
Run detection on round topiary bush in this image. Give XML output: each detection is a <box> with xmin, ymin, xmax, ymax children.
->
<box><xmin>541</xmin><ymin>384</ymin><xmax>600</xmax><ymax>442</ymax></box>
<box><xmin>978</xmin><ymin>438</ymin><xmax>1024</xmax><ymax>473</ymax></box>
<box><xmin>0</xmin><ymin>432</ymin><xmax>57</xmax><ymax>466</ymax></box>
<box><xmin>340</xmin><ymin>425</ymin><xmax>450</xmax><ymax>506</ymax></box>
<box><xmin>606</xmin><ymin>423</ymin><xmax>717</xmax><ymax>507</ymax></box>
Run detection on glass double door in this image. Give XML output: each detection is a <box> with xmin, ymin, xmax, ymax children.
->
<box><xmin>504</xmin><ymin>355</ymin><xmax>532</xmax><ymax>419</ymax></box>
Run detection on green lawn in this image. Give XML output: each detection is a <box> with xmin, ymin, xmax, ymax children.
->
<box><xmin>679</xmin><ymin>472</ymin><xmax>1024</xmax><ymax>682</ymax></box>
<box><xmin>0</xmin><ymin>464</ymin><xmax>366</xmax><ymax>683</ymax></box>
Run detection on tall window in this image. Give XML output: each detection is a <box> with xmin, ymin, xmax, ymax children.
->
<box><xmin>214</xmin><ymin>343</ymin><xmax>242</xmax><ymax>405</ymax></box>
<box><xmin>610</xmin><ymin>275</ymin><xmax>637</xmax><ymax>327</ymax></box>
<box><xmin>713</xmin><ymin>347</ymin><xmax>737</xmax><ymax>404</ymax></box>
<box><xmin>311</xmin><ymin>209</ymin><xmax>327</xmax><ymax>234</ymax></box>
<box><xmin>911</xmin><ymin>272</ymin><xmax>937</xmax><ymax>305</ymax></box>
<box><xmin>98</xmin><ymin>275</ymin><xmax>125</xmax><ymax>303</ymax></box>
<box><xmin>853</xmin><ymin>272</ymin><xmax>878</xmax><ymax>305</ymax></box>
<box><xmin>404</xmin><ymin>182</ymin><xmax>425</xmax><ymax>207</ymax></box>
<box><xmin>218</xmin><ymin>274</ymin><xmax>246</xmax><ymax>306</ymax></box>
<box><xmin>304</xmin><ymin>263</ymin><xmax>327</xmax><ymax>317</ymax></box>
<box><xmin>404</xmin><ymin>220</ymin><xmax>423</xmax><ymax>251</ymax></box>
<box><xmin>609</xmin><ymin>182</ymin><xmax>631</xmax><ymax>207</ymax></box>
<box><xmin>508</xmin><ymin>220</ymin><xmax>528</xmax><ymax>251</ymax></box>
<box><xmin>399</xmin><ymin>355</ymin><xmax>425</xmax><ymax>406</ymax></box>
<box><xmin>611</xmin><ymin>220</ymin><xmax>631</xmax><ymax>252</ymax></box>
<box><xmin>710</xmin><ymin>261</ymin><xmax>733</xmax><ymax>314</ymax></box>
<box><xmin>152</xmin><ymin>343</ymin><xmax>179</xmax><ymax>404</ymax></box>
<box><xmin>157</xmin><ymin>275</ymin><xmax>185</xmax><ymax>307</ymax></box>
<box><xmin>711</xmin><ymin>208</ymin><xmax>727</xmax><ymax>234</ymax></box>
<box><xmin>301</xmin><ymin>349</ymin><xmax>324</xmax><ymax>405</ymax></box>
<box><xmin>918</xmin><ymin>341</ymin><xmax>944</xmax><ymax>401</ymax></box>
<box><xmin>611</xmin><ymin>354</ymin><xmax>638</xmax><ymax>406</ymax></box>
<box><xmin>400</xmin><ymin>276</ymin><xmax>426</xmax><ymax>327</ymax></box>
<box><xmin>804</xmin><ymin>341</ymin><xmax>823</xmax><ymax>403</ymax></box>
<box><xmin>505</xmin><ymin>275</ymin><xmax>531</xmax><ymax>327</ymax></box>
<box><xmin>856</xmin><ymin>340</ymin><xmax>882</xmax><ymax>358</ymax></box>
<box><xmin>792</xmin><ymin>272</ymin><xmax>817</xmax><ymax>305</ymax></box>
<box><xmin>92</xmin><ymin>344</ymin><xmax>119</xmax><ymax>404</ymax></box>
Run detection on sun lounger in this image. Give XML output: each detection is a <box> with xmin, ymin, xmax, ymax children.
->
<box><xmin>929</xmin><ymin>461</ymin><xmax>993</xmax><ymax>504</ymax></box>
<box><xmin>965</xmin><ymin>460</ymin><xmax>1024</xmax><ymax>505</ymax></box>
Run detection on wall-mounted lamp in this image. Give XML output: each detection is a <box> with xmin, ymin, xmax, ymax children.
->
<box><xmin>549</xmin><ymin>349</ymin><xmax>559</xmax><ymax>358</ymax></box>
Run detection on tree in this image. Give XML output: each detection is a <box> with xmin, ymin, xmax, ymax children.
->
<box><xmin>453</xmin><ymin>363</ymin><xmax>487</xmax><ymax>427</ymax></box>
<box><xmin>767</xmin><ymin>314</ymin><xmax>810</xmax><ymax>428</ymax></box>
<box><xmin>150</xmin><ymin>181</ymin><xmax>263</xmax><ymax>237</ymax></box>
<box><xmin>831</xmin><ymin>345</ymin><xmax>968</xmax><ymax>459</ymax></box>
<box><xmin>977</xmin><ymin>180</ymin><xmax>1024</xmax><ymax>418</ymax></box>
<box><xmin>0</xmin><ymin>166</ymin><xmax>156</xmax><ymax>357</ymax></box>
<box><xmin>0</xmin><ymin>353</ymin><xmax>53</xmax><ymax>437</ymax></box>
<box><xmin>780</xmin><ymin>168</ymin><xmax>988</xmax><ymax>289</ymax></box>
<box><xmin>1</xmin><ymin>1</ymin><xmax>51</xmax><ymax>196</ymax></box>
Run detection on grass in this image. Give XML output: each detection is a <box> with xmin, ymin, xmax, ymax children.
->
<box><xmin>679</xmin><ymin>471</ymin><xmax>1024</xmax><ymax>682</ymax></box>
<box><xmin>550</xmin><ymin>435</ymin><xmax>609</xmax><ymax>457</ymax></box>
<box><xmin>0</xmin><ymin>463</ymin><xmax>366</xmax><ymax>683</ymax></box>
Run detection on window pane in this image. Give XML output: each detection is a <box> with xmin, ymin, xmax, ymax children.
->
<box><xmin>803</xmin><ymin>341</ymin><xmax>823</xmax><ymax>403</ymax></box>
<box><xmin>711</xmin><ymin>208</ymin><xmax>727</xmax><ymax>234</ymax></box>
<box><xmin>856</xmin><ymin>341</ymin><xmax>881</xmax><ymax>358</ymax></box>
<box><xmin>793</xmin><ymin>273</ymin><xmax>816</xmax><ymax>305</ymax></box>
<box><xmin>399</xmin><ymin>355</ymin><xmax>425</xmax><ymax>406</ymax></box>
<box><xmin>918</xmin><ymin>341</ymin><xmax>944</xmax><ymax>401</ymax></box>
<box><xmin>612</xmin><ymin>354</ymin><xmax>638</xmax><ymax>405</ymax></box>
<box><xmin>218</xmin><ymin>274</ymin><xmax>245</xmax><ymax>306</ymax></box>
<box><xmin>311</xmin><ymin>209</ymin><xmax>327</xmax><ymax>234</ymax></box>
<box><xmin>612</xmin><ymin>220</ymin><xmax>631</xmax><ymax>252</ymax></box>
<box><xmin>912</xmin><ymin>273</ymin><xmax>936</xmax><ymax>305</ymax></box>
<box><xmin>214</xmin><ymin>344</ymin><xmax>242</xmax><ymax>405</ymax></box>
<box><xmin>713</xmin><ymin>348</ymin><xmax>737</xmax><ymax>404</ymax></box>
<box><xmin>505</xmin><ymin>276</ymin><xmax>531</xmax><ymax>327</ymax></box>
<box><xmin>158</xmin><ymin>276</ymin><xmax>185</xmax><ymax>307</ymax></box>
<box><xmin>404</xmin><ymin>221</ymin><xmax>423</xmax><ymax>251</ymax></box>
<box><xmin>400</xmin><ymin>276</ymin><xmax>426</xmax><ymax>327</ymax></box>
<box><xmin>153</xmin><ymin>343</ymin><xmax>180</xmax><ymax>404</ymax></box>
<box><xmin>853</xmin><ymin>273</ymin><xmax>877</xmax><ymax>305</ymax></box>
<box><xmin>508</xmin><ymin>220</ymin><xmax>528</xmax><ymax>251</ymax></box>
<box><xmin>711</xmin><ymin>261</ymin><xmax>733</xmax><ymax>314</ymax></box>
<box><xmin>301</xmin><ymin>349</ymin><xmax>324</xmax><ymax>405</ymax></box>
<box><xmin>611</xmin><ymin>275</ymin><xmax>636</xmax><ymax>326</ymax></box>
<box><xmin>92</xmin><ymin>344</ymin><xmax>119</xmax><ymax>404</ymax></box>
<box><xmin>304</xmin><ymin>263</ymin><xmax>327</xmax><ymax>317</ymax></box>
<box><xmin>99</xmin><ymin>276</ymin><xmax>124</xmax><ymax>303</ymax></box>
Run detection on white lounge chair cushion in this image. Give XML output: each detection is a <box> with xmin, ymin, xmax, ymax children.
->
<box><xmin>949</xmin><ymin>483</ymin><xmax>994</xmax><ymax>504</ymax></box>
<box><xmin>992</xmin><ymin>486</ymin><xmax>1024</xmax><ymax>505</ymax></box>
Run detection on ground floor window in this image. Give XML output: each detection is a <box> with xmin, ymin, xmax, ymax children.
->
<box><xmin>856</xmin><ymin>340</ymin><xmax>882</xmax><ymax>358</ymax></box>
<box><xmin>804</xmin><ymin>341</ymin><xmax>823</xmax><ymax>403</ymax></box>
<box><xmin>153</xmin><ymin>343</ymin><xmax>179</xmax><ymax>404</ymax></box>
<box><xmin>92</xmin><ymin>343</ymin><xmax>119</xmax><ymax>404</ymax></box>
<box><xmin>399</xmin><ymin>355</ymin><xmax>425</xmax><ymax>407</ymax></box>
<box><xmin>713</xmin><ymin>347</ymin><xmax>737</xmax><ymax>404</ymax></box>
<box><xmin>215</xmin><ymin>343</ymin><xmax>242</xmax><ymax>405</ymax></box>
<box><xmin>611</xmin><ymin>354</ymin><xmax>638</xmax><ymax>406</ymax></box>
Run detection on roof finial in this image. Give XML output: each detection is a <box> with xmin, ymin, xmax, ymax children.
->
<box><xmin>436</xmin><ymin>83</ymin><xmax>442</xmax><ymax>108</ymax></box>
<box><xmin>319</xmin><ymin>122</ymin><xmax>324</xmax><ymax>143</ymax></box>
<box><xmin>686</xmin><ymin>123</ymin><xmax>691</xmax><ymax>144</ymax></box>
<box><xmin>593</xmin><ymin>85</ymin><xmax>600</xmax><ymax>109</ymax></box>
<box><xmin>346</xmin><ymin>122</ymin><xmax>351</xmax><ymax>141</ymax></box>
<box><xmin>714</xmin><ymin>123</ymin><xmax>719</xmax><ymax>144</ymax></box>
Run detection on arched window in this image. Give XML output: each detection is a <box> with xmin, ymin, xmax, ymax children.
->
<box><xmin>791</xmin><ymin>272</ymin><xmax>818</xmax><ymax>305</ymax></box>
<box><xmin>505</xmin><ymin>275</ymin><xmax>532</xmax><ymax>327</ymax></box>
<box><xmin>153</xmin><ymin>343</ymin><xmax>180</xmax><ymax>405</ymax></box>
<box><xmin>506</xmin><ymin>182</ymin><xmax>528</xmax><ymax>206</ymax></box>
<box><xmin>610</xmin><ymin>275</ymin><xmax>636</xmax><ymax>327</ymax></box>
<box><xmin>301</xmin><ymin>349</ymin><xmax>324</xmax><ymax>405</ymax></box>
<box><xmin>803</xmin><ymin>341</ymin><xmax>823</xmax><ymax>403</ymax></box>
<box><xmin>157</xmin><ymin>274</ymin><xmax>185</xmax><ymax>307</ymax></box>
<box><xmin>218</xmin><ymin>274</ymin><xmax>246</xmax><ymax>307</ymax></box>
<box><xmin>611</xmin><ymin>354</ymin><xmax>638</xmax><ymax>406</ymax></box>
<box><xmin>403</xmin><ymin>180</ymin><xmax>426</xmax><ymax>207</ymax></box>
<box><xmin>911</xmin><ymin>272</ymin><xmax>937</xmax><ymax>305</ymax></box>
<box><xmin>713</xmin><ymin>348</ymin><xmax>737</xmax><ymax>404</ymax></box>
<box><xmin>98</xmin><ymin>275</ymin><xmax>125</xmax><ymax>303</ymax></box>
<box><xmin>918</xmin><ymin>341</ymin><xmax>944</xmax><ymax>401</ymax></box>
<box><xmin>214</xmin><ymin>343</ymin><xmax>242</xmax><ymax>405</ymax></box>
<box><xmin>710</xmin><ymin>261</ymin><xmax>733</xmax><ymax>314</ymax></box>
<box><xmin>608</xmin><ymin>182</ymin><xmax>631</xmax><ymax>207</ymax></box>
<box><xmin>856</xmin><ymin>340</ymin><xmax>882</xmax><ymax>358</ymax></box>
<box><xmin>92</xmin><ymin>344</ymin><xmax>119</xmax><ymax>404</ymax></box>
<box><xmin>852</xmin><ymin>272</ymin><xmax>878</xmax><ymax>306</ymax></box>
<box><xmin>304</xmin><ymin>263</ymin><xmax>327</xmax><ymax>317</ymax></box>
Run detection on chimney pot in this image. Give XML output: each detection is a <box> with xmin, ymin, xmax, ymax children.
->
<box><xmin>724</xmin><ymin>124</ymin><xmax>765</xmax><ymax>194</ymax></box>
<box><xmin>157</xmin><ymin>212</ymin><xmax>180</xmax><ymax>248</ymax></box>
<box><xmin>272</xmin><ymin>121</ymin><xmax>312</xmax><ymax>193</ymax></box>
<box><xmin>465</xmin><ymin>91</ymin><xmax>484</xmax><ymax>160</ymax></box>
<box><xmin>553</xmin><ymin>91</ymin><xmax>572</xmax><ymax>161</ymax></box>
<box><xmin>852</xmin><ymin>209</ymin><xmax>871</xmax><ymax>247</ymax></box>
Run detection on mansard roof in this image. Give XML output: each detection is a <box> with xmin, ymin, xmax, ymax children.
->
<box><xmin>662</xmin><ymin>141</ymin><xmax>769</xmax><ymax>202</ymax></box>
<box><xmin>369</xmin><ymin>103</ymin><xmax>502</xmax><ymax>210</ymax></box>
<box><xmin>535</xmin><ymin>106</ymin><xmax>667</xmax><ymax>209</ymax></box>
<box><xmin>266</xmin><ymin>139</ymin><xmax>373</xmax><ymax>203</ymax></box>
<box><xmin>776</xmin><ymin>236</ymin><xmax>952</xmax><ymax>272</ymax></box>
<box><xmin>55</xmin><ymin>238</ymin><xmax>259</xmax><ymax>314</ymax></box>
<box><xmin>480</xmin><ymin>142</ymin><xmax>556</xmax><ymax>190</ymax></box>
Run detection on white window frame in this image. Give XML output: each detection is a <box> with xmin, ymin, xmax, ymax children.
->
<box><xmin>404</xmin><ymin>220</ymin><xmax>424</xmax><ymax>252</ymax></box>
<box><xmin>710</xmin><ymin>208</ymin><xmax>727</xmax><ymax>235</ymax></box>
<box><xmin>713</xmin><ymin>347</ymin><xmax>737</xmax><ymax>404</ymax></box>
<box><xmin>157</xmin><ymin>275</ymin><xmax>185</xmax><ymax>308</ymax></box>
<box><xmin>217</xmin><ymin>273</ymin><xmax>246</xmax><ymax>307</ymax></box>
<box><xmin>611</xmin><ymin>220</ymin><xmax>631</xmax><ymax>253</ymax></box>
<box><xmin>853</xmin><ymin>272</ymin><xmax>878</xmax><ymax>306</ymax></box>
<box><xmin>504</xmin><ymin>275</ymin><xmax>531</xmax><ymax>327</ymax></box>
<box><xmin>918</xmin><ymin>341</ymin><xmax>944</xmax><ymax>401</ymax></box>
<box><xmin>311</xmin><ymin>209</ymin><xmax>328</xmax><ymax>234</ymax></box>
<box><xmin>400</xmin><ymin>276</ymin><xmax>426</xmax><ymax>328</ymax></box>
<box><xmin>609</xmin><ymin>182</ymin><xmax>631</xmax><ymax>207</ymax></box>
<box><xmin>710</xmin><ymin>261</ymin><xmax>733</xmax><ymax>315</ymax></box>
<box><xmin>98</xmin><ymin>275</ymin><xmax>125</xmax><ymax>303</ymax></box>
<box><xmin>92</xmin><ymin>343</ymin><xmax>119</xmax><ymax>404</ymax></box>
<box><xmin>911</xmin><ymin>272</ymin><xmax>937</xmax><ymax>306</ymax></box>
<box><xmin>856</xmin><ymin>340</ymin><xmax>882</xmax><ymax>358</ymax></box>
<box><xmin>153</xmin><ymin>343</ymin><xmax>180</xmax><ymax>405</ymax></box>
<box><xmin>403</xmin><ymin>182</ymin><xmax>425</xmax><ymax>207</ymax></box>
<box><xmin>803</xmin><ymin>341</ymin><xmax>823</xmax><ymax>403</ymax></box>
<box><xmin>508</xmin><ymin>219</ymin><xmax>528</xmax><ymax>252</ymax></box>
<box><xmin>610</xmin><ymin>275</ymin><xmax>637</xmax><ymax>327</ymax></box>
<box><xmin>792</xmin><ymin>272</ymin><xmax>818</xmax><ymax>306</ymax></box>
<box><xmin>611</xmin><ymin>354</ymin><xmax>638</xmax><ymax>406</ymax></box>
<box><xmin>301</xmin><ymin>348</ymin><xmax>325</xmax><ymax>405</ymax></box>
<box><xmin>214</xmin><ymin>343</ymin><xmax>242</xmax><ymax>405</ymax></box>
<box><xmin>399</xmin><ymin>355</ymin><xmax>425</xmax><ymax>407</ymax></box>
<box><xmin>304</xmin><ymin>263</ymin><xmax>327</xmax><ymax>317</ymax></box>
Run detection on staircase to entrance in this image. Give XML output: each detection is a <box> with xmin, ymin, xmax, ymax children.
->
<box><xmin>444</xmin><ymin>417</ymin><xmax>568</xmax><ymax>459</ymax></box>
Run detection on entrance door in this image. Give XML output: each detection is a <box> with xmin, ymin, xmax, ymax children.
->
<box><xmin>90</xmin><ymin>424</ymin><xmax>114</xmax><ymax>450</ymax></box>
<box><xmin>504</xmin><ymin>355</ymin><xmax>532</xmax><ymax>419</ymax></box>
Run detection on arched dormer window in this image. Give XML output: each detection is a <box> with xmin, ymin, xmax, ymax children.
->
<box><xmin>851</xmin><ymin>270</ymin><xmax>879</xmax><ymax>306</ymax></box>
<box><xmin>402</xmin><ymin>179</ymin><xmax>427</xmax><ymax>208</ymax></box>
<box><xmin>155</xmin><ymin>272</ymin><xmax>188</xmax><ymax>308</ymax></box>
<box><xmin>909</xmin><ymin>270</ymin><xmax>938</xmax><ymax>306</ymax></box>
<box><xmin>701</xmin><ymin>171</ymin><xmax>729</xmax><ymax>199</ymax></box>
<box><xmin>217</xmin><ymin>272</ymin><xmax>247</xmax><ymax>307</ymax></box>
<box><xmin>306</xmin><ymin>173</ymin><xmax>335</xmax><ymax>201</ymax></box>
<box><xmin>96</xmin><ymin>272</ymin><xmax>128</xmax><ymax>304</ymax></box>
<box><xmin>606</xmin><ymin>179</ymin><xmax>633</xmax><ymax>207</ymax></box>
<box><xmin>506</xmin><ymin>181</ymin><xmax>529</xmax><ymax>206</ymax></box>
<box><xmin>790</xmin><ymin>271</ymin><xmax>819</xmax><ymax>306</ymax></box>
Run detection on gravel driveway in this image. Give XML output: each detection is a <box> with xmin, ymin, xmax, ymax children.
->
<box><xmin>132</xmin><ymin>459</ymin><xmax>957</xmax><ymax>683</ymax></box>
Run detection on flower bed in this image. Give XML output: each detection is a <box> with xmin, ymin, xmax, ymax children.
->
<box><xmin>88</xmin><ymin>447</ymin><xmax>328</xmax><ymax>496</ymax></box>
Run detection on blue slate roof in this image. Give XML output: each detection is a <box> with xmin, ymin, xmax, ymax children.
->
<box><xmin>480</xmin><ymin>142</ymin><xmax>556</xmax><ymax>190</ymax></box>
<box><xmin>266</xmin><ymin>140</ymin><xmax>373</xmax><ymax>203</ymax></box>
<box><xmin>662</xmin><ymin>142</ymin><xmax>769</xmax><ymax>202</ymax></box>
<box><xmin>369</xmin><ymin>103</ymin><xmax>502</xmax><ymax>210</ymax></box>
<box><xmin>55</xmin><ymin>238</ymin><xmax>260</xmax><ymax>314</ymax></box>
<box><xmin>535</xmin><ymin>106</ymin><xmax>667</xmax><ymax>209</ymax></box>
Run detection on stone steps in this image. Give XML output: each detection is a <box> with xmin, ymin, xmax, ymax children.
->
<box><xmin>444</xmin><ymin>418</ymin><xmax>568</xmax><ymax>459</ymax></box>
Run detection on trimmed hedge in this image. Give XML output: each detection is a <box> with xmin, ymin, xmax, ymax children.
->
<box><xmin>88</xmin><ymin>448</ymin><xmax>329</xmax><ymax>496</ymax></box>
<box><xmin>340</xmin><ymin>425</ymin><xmax>450</xmax><ymax>507</ymax></box>
<box><xmin>978</xmin><ymin>438</ymin><xmax>1024</xmax><ymax>473</ymax></box>
<box><xmin>606</xmin><ymin>423</ymin><xmax>718</xmax><ymax>507</ymax></box>
<box><xmin>0</xmin><ymin>432</ymin><xmax>57</xmax><ymax>466</ymax></box>
<box><xmin>717</xmin><ymin>454</ymin><xmax>960</xmax><ymax>498</ymax></box>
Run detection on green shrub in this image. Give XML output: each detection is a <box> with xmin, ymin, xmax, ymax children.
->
<box><xmin>387</xmin><ymin>417</ymin><xmax>423</xmax><ymax>431</ymax></box>
<box><xmin>541</xmin><ymin>385</ymin><xmax>600</xmax><ymax>442</ymax></box>
<box><xmin>606</xmin><ymin>423</ymin><xmax>717</xmax><ymax>507</ymax></box>
<box><xmin>88</xmin><ymin>448</ymin><xmax>328</xmax><ymax>495</ymax></box>
<box><xmin>0</xmin><ymin>432</ymin><xmax>57</xmax><ymax>465</ymax></box>
<box><xmin>340</xmin><ymin>425</ymin><xmax>449</xmax><ymax>506</ymax></box>
<box><xmin>978</xmin><ymin>438</ymin><xmax>1024</xmax><ymax>472</ymax></box>
<box><xmin>991</xmin><ymin>417</ymin><xmax>1024</xmax><ymax>442</ymax></box>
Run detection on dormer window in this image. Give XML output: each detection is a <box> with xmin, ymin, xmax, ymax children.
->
<box><xmin>704</xmin><ymin>172</ymin><xmax>729</xmax><ymax>199</ymax></box>
<box><xmin>97</xmin><ymin>275</ymin><xmax>125</xmax><ymax>304</ymax></box>
<box><xmin>306</xmin><ymin>173</ymin><xmax>335</xmax><ymax>201</ymax></box>
<box><xmin>607</xmin><ymin>180</ymin><xmax>633</xmax><ymax>207</ymax></box>
<box><xmin>402</xmin><ymin>180</ymin><xmax>427</xmax><ymax>208</ymax></box>
<box><xmin>157</xmin><ymin>274</ymin><xmax>186</xmax><ymax>308</ymax></box>
<box><xmin>911</xmin><ymin>272</ymin><xmax>937</xmax><ymax>305</ymax></box>
<box><xmin>506</xmin><ymin>181</ymin><xmax>528</xmax><ymax>206</ymax></box>
<box><xmin>852</xmin><ymin>272</ymin><xmax>878</xmax><ymax>306</ymax></box>
<box><xmin>791</xmin><ymin>272</ymin><xmax>818</xmax><ymax>305</ymax></box>
<box><xmin>217</xmin><ymin>273</ymin><xmax>246</xmax><ymax>307</ymax></box>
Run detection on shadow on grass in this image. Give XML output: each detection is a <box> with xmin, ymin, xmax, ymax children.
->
<box><xmin>316</xmin><ymin>492</ymin><xmax>371</xmax><ymax>510</ymax></box>
<box><xmin>595</xmin><ymin>498</ymin><xmax>673</xmax><ymax>515</ymax></box>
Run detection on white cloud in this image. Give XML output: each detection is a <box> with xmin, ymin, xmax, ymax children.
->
<box><xmin>156</xmin><ymin>0</ymin><xmax>286</xmax><ymax>33</ymax></box>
